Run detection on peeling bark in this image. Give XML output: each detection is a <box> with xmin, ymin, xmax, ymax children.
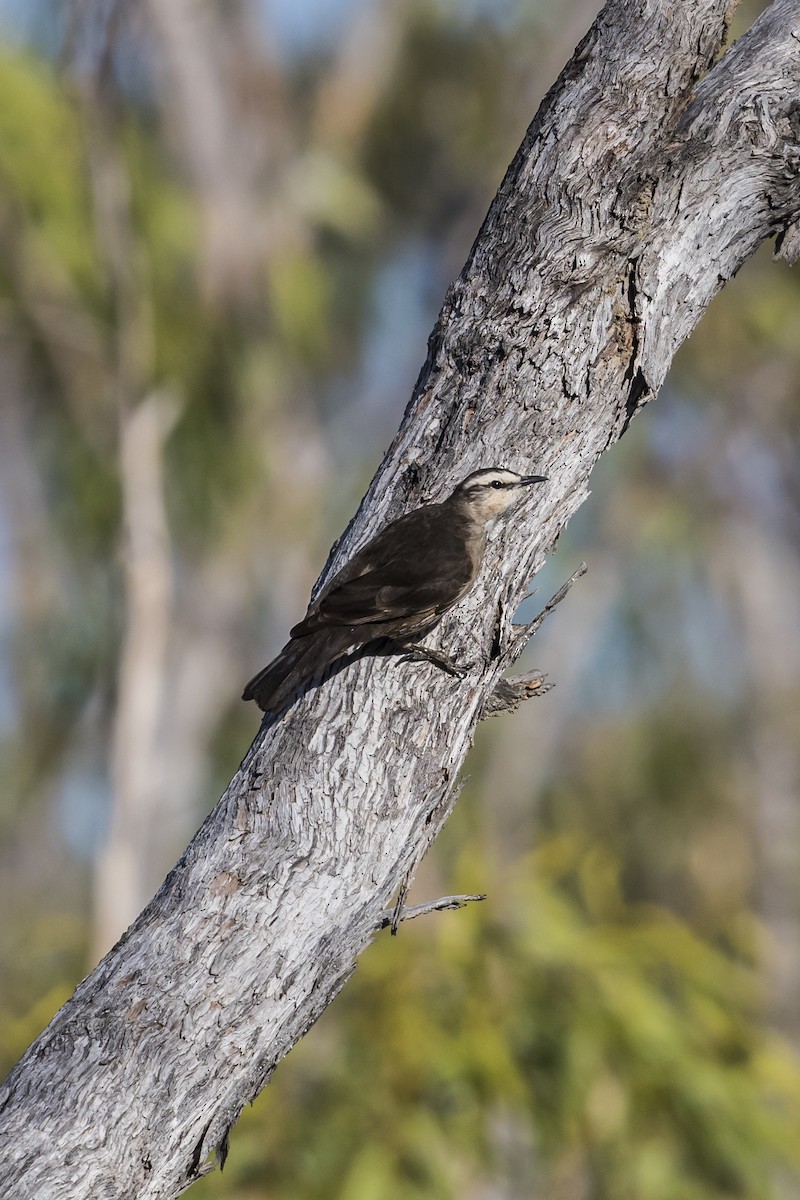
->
<box><xmin>2</xmin><ymin>1</ymin><xmax>800</xmax><ymax>1196</ymax></box>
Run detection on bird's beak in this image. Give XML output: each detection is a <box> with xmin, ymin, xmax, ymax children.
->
<box><xmin>519</xmin><ymin>474</ymin><xmax>548</xmax><ymax>485</ymax></box>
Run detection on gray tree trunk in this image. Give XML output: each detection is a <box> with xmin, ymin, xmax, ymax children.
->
<box><xmin>2</xmin><ymin>1</ymin><xmax>799</xmax><ymax>1196</ymax></box>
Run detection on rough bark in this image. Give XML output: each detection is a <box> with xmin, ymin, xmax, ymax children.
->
<box><xmin>2</xmin><ymin>1</ymin><xmax>800</xmax><ymax>1196</ymax></box>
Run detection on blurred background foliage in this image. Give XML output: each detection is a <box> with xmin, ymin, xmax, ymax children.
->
<box><xmin>1</xmin><ymin>0</ymin><xmax>799</xmax><ymax>1197</ymax></box>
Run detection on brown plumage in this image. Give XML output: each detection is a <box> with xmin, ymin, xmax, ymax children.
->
<box><xmin>243</xmin><ymin>467</ymin><xmax>547</xmax><ymax>713</ymax></box>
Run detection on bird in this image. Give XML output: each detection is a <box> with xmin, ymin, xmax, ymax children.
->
<box><xmin>242</xmin><ymin>466</ymin><xmax>548</xmax><ymax>713</ymax></box>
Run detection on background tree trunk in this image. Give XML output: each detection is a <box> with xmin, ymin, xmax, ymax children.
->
<box><xmin>2</xmin><ymin>1</ymin><xmax>799</xmax><ymax>1196</ymax></box>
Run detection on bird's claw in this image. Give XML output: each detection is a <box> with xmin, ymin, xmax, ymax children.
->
<box><xmin>399</xmin><ymin>645</ymin><xmax>474</xmax><ymax>678</ymax></box>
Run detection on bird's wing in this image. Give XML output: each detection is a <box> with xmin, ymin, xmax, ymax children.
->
<box><xmin>323</xmin><ymin>570</ymin><xmax>460</xmax><ymax>624</ymax></box>
<box><xmin>291</xmin><ymin>505</ymin><xmax>475</xmax><ymax>634</ymax></box>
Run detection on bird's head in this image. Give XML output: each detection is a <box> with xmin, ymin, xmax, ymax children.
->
<box><xmin>450</xmin><ymin>467</ymin><xmax>548</xmax><ymax>525</ymax></box>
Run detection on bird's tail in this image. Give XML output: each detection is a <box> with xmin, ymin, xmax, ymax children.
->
<box><xmin>242</xmin><ymin>628</ymin><xmax>356</xmax><ymax>714</ymax></box>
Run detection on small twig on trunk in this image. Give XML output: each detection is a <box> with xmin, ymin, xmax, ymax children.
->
<box><xmin>502</xmin><ymin>562</ymin><xmax>588</xmax><ymax>665</ymax></box>
<box><xmin>378</xmin><ymin>893</ymin><xmax>487</xmax><ymax>931</ymax></box>
<box><xmin>480</xmin><ymin>671</ymin><xmax>553</xmax><ymax>719</ymax></box>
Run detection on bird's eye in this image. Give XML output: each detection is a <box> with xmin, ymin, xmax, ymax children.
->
<box><xmin>490</xmin><ymin>481</ymin><xmax>504</xmax><ymax>489</ymax></box>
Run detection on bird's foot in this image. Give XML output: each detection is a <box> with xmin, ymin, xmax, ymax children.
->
<box><xmin>397</xmin><ymin>643</ymin><xmax>474</xmax><ymax>677</ymax></box>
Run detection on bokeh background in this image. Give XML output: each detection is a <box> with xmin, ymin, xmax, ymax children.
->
<box><xmin>2</xmin><ymin>1</ymin><xmax>800</xmax><ymax>1196</ymax></box>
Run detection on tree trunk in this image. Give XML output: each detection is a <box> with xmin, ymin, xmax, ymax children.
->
<box><xmin>2</xmin><ymin>1</ymin><xmax>799</xmax><ymax>1196</ymax></box>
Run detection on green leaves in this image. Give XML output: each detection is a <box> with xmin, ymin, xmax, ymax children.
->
<box><xmin>193</xmin><ymin>834</ymin><xmax>800</xmax><ymax>1200</ymax></box>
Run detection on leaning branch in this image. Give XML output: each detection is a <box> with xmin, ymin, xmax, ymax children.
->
<box><xmin>2</xmin><ymin>2</ymin><xmax>799</xmax><ymax>1198</ymax></box>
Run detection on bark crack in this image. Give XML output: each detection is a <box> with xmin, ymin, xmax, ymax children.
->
<box><xmin>620</xmin><ymin>255</ymin><xmax>650</xmax><ymax>435</ymax></box>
